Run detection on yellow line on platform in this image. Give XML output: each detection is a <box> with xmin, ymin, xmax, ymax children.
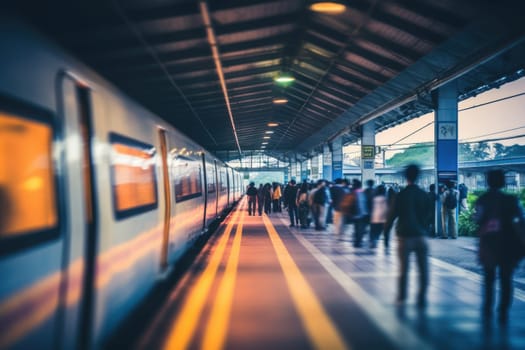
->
<box><xmin>201</xmin><ymin>208</ymin><xmax>245</xmax><ymax>350</ymax></box>
<box><xmin>163</xmin><ymin>202</ymin><xmax>243</xmax><ymax>350</ymax></box>
<box><xmin>262</xmin><ymin>215</ymin><xmax>349</xmax><ymax>350</ymax></box>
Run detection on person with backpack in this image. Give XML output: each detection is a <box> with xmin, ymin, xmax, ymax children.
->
<box><xmin>474</xmin><ymin>169</ymin><xmax>525</xmax><ymax>325</ymax></box>
<box><xmin>440</xmin><ymin>180</ymin><xmax>458</xmax><ymax>239</ymax></box>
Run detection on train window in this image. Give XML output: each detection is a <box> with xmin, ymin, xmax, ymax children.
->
<box><xmin>0</xmin><ymin>110</ymin><xmax>58</xmax><ymax>243</ymax></box>
<box><xmin>172</xmin><ymin>156</ymin><xmax>202</xmax><ymax>202</ymax></box>
<box><xmin>220</xmin><ymin>170</ymin><xmax>227</xmax><ymax>192</ymax></box>
<box><xmin>110</xmin><ymin>133</ymin><xmax>158</xmax><ymax>219</ymax></box>
<box><xmin>207</xmin><ymin>166</ymin><xmax>216</xmax><ymax>193</ymax></box>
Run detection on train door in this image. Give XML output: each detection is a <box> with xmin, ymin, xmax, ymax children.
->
<box><xmin>58</xmin><ymin>75</ymin><xmax>97</xmax><ymax>349</ymax></box>
<box><xmin>214</xmin><ymin>160</ymin><xmax>219</xmax><ymax>215</ymax></box>
<box><xmin>201</xmin><ymin>153</ymin><xmax>207</xmax><ymax>231</ymax></box>
<box><xmin>226</xmin><ymin>168</ymin><xmax>231</xmax><ymax>207</ymax></box>
<box><xmin>158</xmin><ymin>129</ymin><xmax>171</xmax><ymax>271</ymax></box>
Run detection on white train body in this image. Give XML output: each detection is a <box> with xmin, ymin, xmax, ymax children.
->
<box><xmin>0</xmin><ymin>17</ymin><xmax>242</xmax><ymax>349</ymax></box>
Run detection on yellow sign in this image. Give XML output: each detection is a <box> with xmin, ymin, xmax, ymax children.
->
<box><xmin>362</xmin><ymin>145</ymin><xmax>375</xmax><ymax>159</ymax></box>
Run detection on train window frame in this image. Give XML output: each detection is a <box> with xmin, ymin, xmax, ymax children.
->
<box><xmin>206</xmin><ymin>164</ymin><xmax>216</xmax><ymax>194</ymax></box>
<box><xmin>109</xmin><ymin>132</ymin><xmax>158</xmax><ymax>220</ymax></box>
<box><xmin>172</xmin><ymin>155</ymin><xmax>203</xmax><ymax>203</ymax></box>
<box><xmin>0</xmin><ymin>95</ymin><xmax>61</xmax><ymax>256</ymax></box>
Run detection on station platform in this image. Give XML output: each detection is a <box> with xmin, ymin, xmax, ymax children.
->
<box><xmin>129</xmin><ymin>199</ymin><xmax>525</xmax><ymax>350</ymax></box>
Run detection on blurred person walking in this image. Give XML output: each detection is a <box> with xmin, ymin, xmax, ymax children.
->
<box><xmin>440</xmin><ymin>180</ymin><xmax>458</xmax><ymax>239</ymax></box>
<box><xmin>297</xmin><ymin>182</ymin><xmax>310</xmax><ymax>229</ymax></box>
<box><xmin>246</xmin><ymin>182</ymin><xmax>258</xmax><ymax>216</ymax></box>
<box><xmin>330</xmin><ymin>178</ymin><xmax>351</xmax><ymax>235</ymax></box>
<box><xmin>427</xmin><ymin>184</ymin><xmax>437</xmax><ymax>237</ymax></box>
<box><xmin>458</xmin><ymin>183</ymin><xmax>469</xmax><ymax>213</ymax></box>
<box><xmin>257</xmin><ymin>184</ymin><xmax>265</xmax><ymax>216</ymax></box>
<box><xmin>311</xmin><ymin>180</ymin><xmax>331</xmax><ymax>231</ymax></box>
<box><xmin>351</xmin><ymin>179</ymin><xmax>368</xmax><ymax>247</ymax></box>
<box><xmin>284</xmin><ymin>180</ymin><xmax>299</xmax><ymax>227</ymax></box>
<box><xmin>369</xmin><ymin>185</ymin><xmax>388</xmax><ymax>248</ymax></box>
<box><xmin>385</xmin><ymin>164</ymin><xmax>430</xmax><ymax>308</ymax></box>
<box><xmin>474</xmin><ymin>169</ymin><xmax>525</xmax><ymax>325</ymax></box>
<box><xmin>272</xmin><ymin>182</ymin><xmax>282</xmax><ymax>213</ymax></box>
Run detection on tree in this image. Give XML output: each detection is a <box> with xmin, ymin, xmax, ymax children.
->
<box><xmin>386</xmin><ymin>144</ymin><xmax>434</xmax><ymax>167</ymax></box>
<box><xmin>504</xmin><ymin>144</ymin><xmax>525</xmax><ymax>157</ymax></box>
<box><xmin>493</xmin><ymin>143</ymin><xmax>506</xmax><ymax>158</ymax></box>
<box><xmin>459</xmin><ymin>143</ymin><xmax>477</xmax><ymax>161</ymax></box>
<box><xmin>471</xmin><ymin>141</ymin><xmax>491</xmax><ymax>160</ymax></box>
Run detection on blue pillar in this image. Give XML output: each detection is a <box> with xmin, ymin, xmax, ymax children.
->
<box><xmin>332</xmin><ymin>137</ymin><xmax>343</xmax><ymax>180</ymax></box>
<box><xmin>361</xmin><ymin>121</ymin><xmax>375</xmax><ymax>183</ymax></box>
<box><xmin>434</xmin><ymin>81</ymin><xmax>458</xmax><ymax>236</ymax></box>
<box><xmin>323</xmin><ymin>144</ymin><xmax>332</xmax><ymax>181</ymax></box>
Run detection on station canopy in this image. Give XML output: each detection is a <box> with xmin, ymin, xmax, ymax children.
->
<box><xmin>9</xmin><ymin>0</ymin><xmax>525</xmax><ymax>162</ymax></box>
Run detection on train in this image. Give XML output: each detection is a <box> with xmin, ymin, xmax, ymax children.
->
<box><xmin>0</xmin><ymin>16</ymin><xmax>243</xmax><ymax>349</ymax></box>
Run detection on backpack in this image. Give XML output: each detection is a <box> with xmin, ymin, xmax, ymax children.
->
<box><xmin>444</xmin><ymin>190</ymin><xmax>457</xmax><ymax>209</ymax></box>
<box><xmin>313</xmin><ymin>188</ymin><xmax>327</xmax><ymax>204</ymax></box>
<box><xmin>340</xmin><ymin>192</ymin><xmax>356</xmax><ymax>216</ymax></box>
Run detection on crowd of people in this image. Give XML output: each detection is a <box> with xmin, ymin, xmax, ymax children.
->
<box><xmin>246</xmin><ymin>165</ymin><xmax>525</xmax><ymax>325</ymax></box>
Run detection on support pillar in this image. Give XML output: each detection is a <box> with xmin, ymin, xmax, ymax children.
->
<box><xmin>434</xmin><ymin>81</ymin><xmax>458</xmax><ymax>236</ymax></box>
<box><xmin>323</xmin><ymin>144</ymin><xmax>332</xmax><ymax>181</ymax></box>
<box><xmin>361</xmin><ymin>121</ymin><xmax>375</xmax><ymax>183</ymax></box>
<box><xmin>332</xmin><ymin>137</ymin><xmax>343</xmax><ymax>180</ymax></box>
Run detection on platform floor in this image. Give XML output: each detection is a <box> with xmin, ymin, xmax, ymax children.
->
<box><xmin>133</xmin><ymin>200</ymin><xmax>525</xmax><ymax>350</ymax></box>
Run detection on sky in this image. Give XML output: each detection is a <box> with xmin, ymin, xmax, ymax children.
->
<box><xmin>374</xmin><ymin>76</ymin><xmax>525</xmax><ymax>148</ymax></box>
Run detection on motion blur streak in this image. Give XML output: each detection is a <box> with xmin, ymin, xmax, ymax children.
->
<box><xmin>96</xmin><ymin>226</ymin><xmax>162</xmax><ymax>289</ymax></box>
<box><xmin>163</xmin><ymin>204</ymin><xmax>242</xmax><ymax>350</ymax></box>
<box><xmin>262</xmin><ymin>215</ymin><xmax>349</xmax><ymax>350</ymax></box>
<box><xmin>0</xmin><ymin>273</ymin><xmax>60</xmax><ymax>348</ymax></box>
<box><xmin>202</xmin><ymin>203</ymin><xmax>245</xmax><ymax>350</ymax></box>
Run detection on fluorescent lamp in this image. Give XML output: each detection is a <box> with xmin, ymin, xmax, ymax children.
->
<box><xmin>273</xmin><ymin>97</ymin><xmax>288</xmax><ymax>104</ymax></box>
<box><xmin>267</xmin><ymin>122</ymin><xmax>279</xmax><ymax>127</ymax></box>
<box><xmin>309</xmin><ymin>1</ymin><xmax>346</xmax><ymax>14</ymax></box>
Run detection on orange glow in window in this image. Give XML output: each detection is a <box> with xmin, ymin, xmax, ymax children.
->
<box><xmin>112</xmin><ymin>142</ymin><xmax>156</xmax><ymax>212</ymax></box>
<box><xmin>0</xmin><ymin>112</ymin><xmax>57</xmax><ymax>237</ymax></box>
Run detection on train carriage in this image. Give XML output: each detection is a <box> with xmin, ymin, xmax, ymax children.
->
<box><xmin>0</xmin><ymin>16</ymin><xmax>240</xmax><ymax>350</ymax></box>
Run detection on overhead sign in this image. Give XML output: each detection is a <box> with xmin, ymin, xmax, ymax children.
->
<box><xmin>362</xmin><ymin>145</ymin><xmax>375</xmax><ymax>159</ymax></box>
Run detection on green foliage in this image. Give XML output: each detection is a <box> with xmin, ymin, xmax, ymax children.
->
<box><xmin>386</xmin><ymin>144</ymin><xmax>433</xmax><ymax>167</ymax></box>
<box><xmin>493</xmin><ymin>143</ymin><xmax>525</xmax><ymax>158</ymax></box>
<box><xmin>459</xmin><ymin>143</ymin><xmax>477</xmax><ymax>161</ymax></box>
<box><xmin>458</xmin><ymin>208</ymin><xmax>478</xmax><ymax>237</ymax></box>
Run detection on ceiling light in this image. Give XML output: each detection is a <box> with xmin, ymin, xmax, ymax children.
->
<box><xmin>274</xmin><ymin>72</ymin><xmax>295</xmax><ymax>84</ymax></box>
<box><xmin>262</xmin><ymin>142</ymin><xmax>268</xmax><ymax>145</ymax></box>
<box><xmin>263</xmin><ymin>136</ymin><xmax>271</xmax><ymax>139</ymax></box>
<box><xmin>267</xmin><ymin>122</ymin><xmax>279</xmax><ymax>127</ymax></box>
<box><xmin>309</xmin><ymin>1</ymin><xmax>346</xmax><ymax>14</ymax></box>
<box><xmin>265</xmin><ymin>130</ymin><xmax>274</xmax><ymax>134</ymax></box>
<box><xmin>273</xmin><ymin>97</ymin><xmax>288</xmax><ymax>104</ymax></box>
<box><xmin>261</xmin><ymin>145</ymin><xmax>266</xmax><ymax>148</ymax></box>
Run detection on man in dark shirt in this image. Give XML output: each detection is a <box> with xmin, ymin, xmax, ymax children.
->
<box><xmin>246</xmin><ymin>182</ymin><xmax>258</xmax><ymax>216</ymax></box>
<box><xmin>385</xmin><ymin>164</ymin><xmax>430</xmax><ymax>308</ymax></box>
<box><xmin>283</xmin><ymin>179</ymin><xmax>299</xmax><ymax>226</ymax></box>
